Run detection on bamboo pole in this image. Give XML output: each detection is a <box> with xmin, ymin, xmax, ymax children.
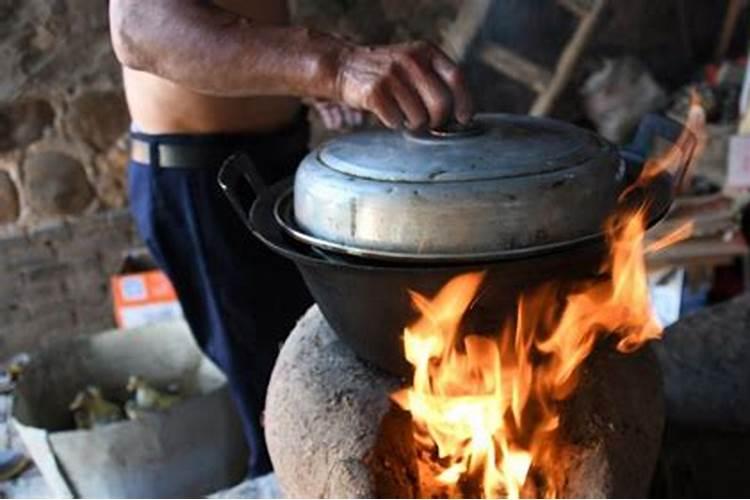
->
<box><xmin>530</xmin><ymin>0</ymin><xmax>608</xmax><ymax>116</ymax></box>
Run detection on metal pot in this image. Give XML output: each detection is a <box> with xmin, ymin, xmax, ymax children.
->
<box><xmin>282</xmin><ymin>113</ymin><xmax>687</xmax><ymax>261</ymax></box>
<box><xmin>219</xmin><ymin>113</ymin><xmax>695</xmax><ymax>375</ymax></box>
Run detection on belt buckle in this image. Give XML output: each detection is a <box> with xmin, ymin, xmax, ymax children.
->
<box><xmin>130</xmin><ymin>138</ymin><xmax>152</xmax><ymax>165</ymax></box>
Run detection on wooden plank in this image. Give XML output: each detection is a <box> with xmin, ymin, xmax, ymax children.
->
<box><xmin>646</xmin><ymin>236</ymin><xmax>748</xmax><ymax>269</ymax></box>
<box><xmin>714</xmin><ymin>0</ymin><xmax>746</xmax><ymax>61</ymax></box>
<box><xmin>556</xmin><ymin>0</ymin><xmax>595</xmax><ymax>17</ymax></box>
<box><xmin>440</xmin><ymin>0</ymin><xmax>493</xmax><ymax>61</ymax></box>
<box><xmin>478</xmin><ymin>43</ymin><xmax>552</xmax><ymax>93</ymax></box>
<box><xmin>530</xmin><ymin>0</ymin><xmax>608</xmax><ymax>116</ymax></box>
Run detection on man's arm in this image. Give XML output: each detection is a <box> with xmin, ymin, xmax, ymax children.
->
<box><xmin>109</xmin><ymin>0</ymin><xmax>472</xmax><ymax>129</ymax></box>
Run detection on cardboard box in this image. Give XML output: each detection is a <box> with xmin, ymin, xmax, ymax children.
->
<box><xmin>111</xmin><ymin>250</ymin><xmax>183</xmax><ymax>329</ymax></box>
<box><xmin>12</xmin><ymin>320</ymin><xmax>248</xmax><ymax>498</ymax></box>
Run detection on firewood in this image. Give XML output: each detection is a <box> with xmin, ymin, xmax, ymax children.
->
<box><xmin>440</xmin><ymin>0</ymin><xmax>493</xmax><ymax>61</ymax></box>
<box><xmin>531</xmin><ymin>0</ymin><xmax>608</xmax><ymax>116</ymax></box>
<box><xmin>479</xmin><ymin>43</ymin><xmax>553</xmax><ymax>94</ymax></box>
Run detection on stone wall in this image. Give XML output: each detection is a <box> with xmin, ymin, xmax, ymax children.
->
<box><xmin>0</xmin><ymin>0</ymin><xmax>130</xmax><ymax>228</ymax></box>
<box><xmin>0</xmin><ymin>210</ymin><xmax>140</xmax><ymax>356</ymax></box>
<box><xmin>0</xmin><ymin>0</ymin><xmax>134</xmax><ymax>358</ymax></box>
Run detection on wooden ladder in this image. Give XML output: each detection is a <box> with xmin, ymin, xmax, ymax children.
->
<box><xmin>442</xmin><ymin>0</ymin><xmax>608</xmax><ymax>116</ymax></box>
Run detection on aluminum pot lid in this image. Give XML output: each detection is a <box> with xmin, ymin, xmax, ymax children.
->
<box><xmin>317</xmin><ymin>114</ymin><xmax>610</xmax><ymax>182</ymax></box>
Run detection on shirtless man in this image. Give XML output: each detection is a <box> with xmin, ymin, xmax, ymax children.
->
<box><xmin>109</xmin><ymin>0</ymin><xmax>473</xmax><ymax>480</ymax></box>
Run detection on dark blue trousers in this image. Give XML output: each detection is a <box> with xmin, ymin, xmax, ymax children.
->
<box><xmin>127</xmin><ymin>118</ymin><xmax>312</xmax><ymax>478</ymax></box>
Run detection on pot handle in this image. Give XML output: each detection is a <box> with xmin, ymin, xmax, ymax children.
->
<box><xmin>619</xmin><ymin>113</ymin><xmax>697</xmax><ymax>189</ymax></box>
<box><xmin>218</xmin><ymin>153</ymin><xmax>267</xmax><ymax>232</ymax></box>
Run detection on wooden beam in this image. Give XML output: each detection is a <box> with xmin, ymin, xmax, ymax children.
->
<box><xmin>714</xmin><ymin>0</ymin><xmax>746</xmax><ymax>61</ymax></box>
<box><xmin>478</xmin><ymin>42</ymin><xmax>552</xmax><ymax>93</ymax></box>
<box><xmin>556</xmin><ymin>0</ymin><xmax>595</xmax><ymax>18</ymax></box>
<box><xmin>530</xmin><ymin>0</ymin><xmax>608</xmax><ymax>116</ymax></box>
<box><xmin>440</xmin><ymin>0</ymin><xmax>493</xmax><ymax>61</ymax></box>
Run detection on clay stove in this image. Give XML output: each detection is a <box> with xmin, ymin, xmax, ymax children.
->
<box><xmin>265</xmin><ymin>306</ymin><xmax>664</xmax><ymax>498</ymax></box>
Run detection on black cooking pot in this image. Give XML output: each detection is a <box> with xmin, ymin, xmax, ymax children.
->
<box><xmin>219</xmin><ymin>114</ymin><xmax>695</xmax><ymax>376</ymax></box>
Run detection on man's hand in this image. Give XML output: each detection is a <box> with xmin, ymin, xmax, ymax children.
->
<box><xmin>309</xmin><ymin>99</ymin><xmax>365</xmax><ymax>130</ymax></box>
<box><xmin>110</xmin><ymin>1</ymin><xmax>473</xmax><ymax>130</ymax></box>
<box><xmin>335</xmin><ymin>41</ymin><xmax>473</xmax><ymax>130</ymax></box>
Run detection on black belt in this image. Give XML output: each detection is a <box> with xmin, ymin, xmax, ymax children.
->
<box><xmin>130</xmin><ymin>138</ymin><xmax>238</xmax><ymax>168</ymax></box>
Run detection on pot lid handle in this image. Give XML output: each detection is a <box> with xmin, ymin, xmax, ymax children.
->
<box><xmin>405</xmin><ymin>119</ymin><xmax>486</xmax><ymax>141</ymax></box>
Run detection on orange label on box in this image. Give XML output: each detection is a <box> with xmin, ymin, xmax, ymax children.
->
<box><xmin>111</xmin><ymin>271</ymin><xmax>182</xmax><ymax>328</ymax></box>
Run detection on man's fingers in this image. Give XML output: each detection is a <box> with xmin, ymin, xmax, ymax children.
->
<box><xmin>330</xmin><ymin>107</ymin><xmax>343</xmax><ymax>129</ymax></box>
<box><xmin>319</xmin><ymin>104</ymin><xmax>342</xmax><ymax>130</ymax></box>
<box><xmin>368</xmin><ymin>86</ymin><xmax>405</xmax><ymax>129</ymax></box>
<box><xmin>399</xmin><ymin>56</ymin><xmax>453</xmax><ymax>129</ymax></box>
<box><xmin>314</xmin><ymin>99</ymin><xmax>365</xmax><ymax>130</ymax></box>
<box><xmin>388</xmin><ymin>73</ymin><xmax>428</xmax><ymax>130</ymax></box>
<box><xmin>430</xmin><ymin>48</ymin><xmax>474</xmax><ymax>124</ymax></box>
<box><xmin>343</xmin><ymin>108</ymin><xmax>364</xmax><ymax>127</ymax></box>
<box><xmin>335</xmin><ymin>41</ymin><xmax>473</xmax><ymax>130</ymax></box>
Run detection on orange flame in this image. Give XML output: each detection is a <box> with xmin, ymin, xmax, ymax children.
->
<box><xmin>394</xmin><ymin>100</ymin><xmax>704</xmax><ymax>498</ymax></box>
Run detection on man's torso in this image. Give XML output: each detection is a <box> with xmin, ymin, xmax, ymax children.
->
<box><xmin>123</xmin><ymin>0</ymin><xmax>302</xmax><ymax>134</ymax></box>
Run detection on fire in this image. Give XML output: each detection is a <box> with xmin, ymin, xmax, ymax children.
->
<box><xmin>393</xmin><ymin>102</ymin><xmax>705</xmax><ymax>498</ymax></box>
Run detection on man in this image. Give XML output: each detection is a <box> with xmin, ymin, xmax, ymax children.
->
<box><xmin>108</xmin><ymin>0</ymin><xmax>473</xmax><ymax>480</ymax></box>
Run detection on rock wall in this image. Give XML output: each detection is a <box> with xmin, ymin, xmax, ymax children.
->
<box><xmin>0</xmin><ymin>0</ymin><xmax>134</xmax><ymax>358</ymax></box>
<box><xmin>0</xmin><ymin>210</ymin><xmax>141</xmax><ymax>357</ymax></box>
<box><xmin>0</xmin><ymin>0</ymin><xmax>129</xmax><ymax>228</ymax></box>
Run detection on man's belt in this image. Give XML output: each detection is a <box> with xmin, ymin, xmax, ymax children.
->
<box><xmin>130</xmin><ymin>138</ymin><xmax>238</xmax><ymax>168</ymax></box>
